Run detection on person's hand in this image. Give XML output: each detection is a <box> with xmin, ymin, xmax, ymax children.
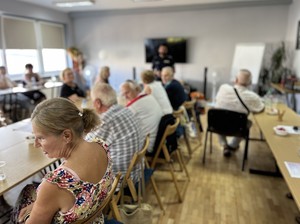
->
<box><xmin>18</xmin><ymin>203</ymin><xmax>34</xmax><ymax>223</ymax></box>
<box><xmin>68</xmin><ymin>94</ymin><xmax>80</xmax><ymax>102</ymax></box>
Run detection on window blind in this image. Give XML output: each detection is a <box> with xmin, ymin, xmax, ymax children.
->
<box><xmin>3</xmin><ymin>17</ymin><xmax>36</xmax><ymax>49</ymax></box>
<box><xmin>40</xmin><ymin>22</ymin><xmax>65</xmax><ymax>49</ymax></box>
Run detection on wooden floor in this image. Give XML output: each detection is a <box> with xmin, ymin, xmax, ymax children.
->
<box><xmin>146</xmin><ymin>115</ymin><xmax>299</xmax><ymax>224</ymax></box>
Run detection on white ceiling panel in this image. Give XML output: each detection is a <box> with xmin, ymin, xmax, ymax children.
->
<box><xmin>17</xmin><ymin>0</ymin><xmax>292</xmax><ymax>12</ymax></box>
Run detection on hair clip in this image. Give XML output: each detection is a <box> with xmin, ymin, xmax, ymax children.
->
<box><xmin>78</xmin><ymin>112</ymin><xmax>83</xmax><ymax>117</ymax></box>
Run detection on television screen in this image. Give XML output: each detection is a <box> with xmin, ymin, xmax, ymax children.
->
<box><xmin>145</xmin><ymin>37</ymin><xmax>188</xmax><ymax>63</ymax></box>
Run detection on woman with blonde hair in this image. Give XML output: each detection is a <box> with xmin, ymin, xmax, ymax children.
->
<box><xmin>95</xmin><ymin>66</ymin><xmax>110</xmax><ymax>84</ymax></box>
<box><xmin>60</xmin><ymin>68</ymin><xmax>85</xmax><ymax>101</ymax></box>
<box><xmin>141</xmin><ymin>69</ymin><xmax>172</xmax><ymax>115</ymax></box>
<box><xmin>12</xmin><ymin>97</ymin><xmax>113</xmax><ymax>224</ymax></box>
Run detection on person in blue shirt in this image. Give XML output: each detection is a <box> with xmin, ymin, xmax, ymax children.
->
<box><xmin>161</xmin><ymin>66</ymin><xmax>187</xmax><ymax>110</ymax></box>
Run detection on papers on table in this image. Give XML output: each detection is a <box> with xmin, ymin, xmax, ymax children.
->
<box><xmin>285</xmin><ymin>162</ymin><xmax>300</xmax><ymax>178</ymax></box>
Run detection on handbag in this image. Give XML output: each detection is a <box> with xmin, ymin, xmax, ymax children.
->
<box><xmin>118</xmin><ymin>161</ymin><xmax>153</xmax><ymax>224</ymax></box>
<box><xmin>118</xmin><ymin>203</ymin><xmax>152</xmax><ymax>224</ymax></box>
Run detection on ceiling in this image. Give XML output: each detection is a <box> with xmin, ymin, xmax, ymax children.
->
<box><xmin>17</xmin><ymin>0</ymin><xmax>291</xmax><ymax>12</ymax></box>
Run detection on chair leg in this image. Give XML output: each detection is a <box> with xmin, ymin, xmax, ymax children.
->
<box><xmin>183</xmin><ymin>127</ymin><xmax>193</xmax><ymax>158</ymax></box>
<box><xmin>192</xmin><ymin>110</ymin><xmax>202</xmax><ymax>140</ymax></box>
<box><xmin>150</xmin><ymin>176</ymin><xmax>165</xmax><ymax>213</ymax></box>
<box><xmin>169</xmin><ymin>162</ymin><xmax>183</xmax><ymax>203</ymax></box>
<box><xmin>209</xmin><ymin>132</ymin><xmax>213</xmax><ymax>154</ymax></box>
<box><xmin>242</xmin><ymin>137</ymin><xmax>249</xmax><ymax>171</ymax></box>
<box><xmin>202</xmin><ymin>131</ymin><xmax>208</xmax><ymax>164</ymax></box>
<box><xmin>144</xmin><ymin>157</ymin><xmax>165</xmax><ymax>212</ymax></box>
<box><xmin>176</xmin><ymin>150</ymin><xmax>190</xmax><ymax>181</ymax></box>
<box><xmin>110</xmin><ymin>197</ymin><xmax>122</xmax><ymax>222</ymax></box>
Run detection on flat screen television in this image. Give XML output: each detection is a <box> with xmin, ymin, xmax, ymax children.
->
<box><xmin>145</xmin><ymin>37</ymin><xmax>188</xmax><ymax>63</ymax></box>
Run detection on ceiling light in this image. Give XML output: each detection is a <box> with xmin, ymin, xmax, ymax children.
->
<box><xmin>53</xmin><ymin>0</ymin><xmax>95</xmax><ymax>7</ymax></box>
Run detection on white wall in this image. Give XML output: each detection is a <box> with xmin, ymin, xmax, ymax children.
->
<box><xmin>71</xmin><ymin>5</ymin><xmax>289</xmax><ymax>93</ymax></box>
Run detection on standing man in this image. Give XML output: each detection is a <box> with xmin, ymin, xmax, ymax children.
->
<box><xmin>152</xmin><ymin>44</ymin><xmax>175</xmax><ymax>81</ymax></box>
<box><xmin>215</xmin><ymin>69</ymin><xmax>264</xmax><ymax>157</ymax></box>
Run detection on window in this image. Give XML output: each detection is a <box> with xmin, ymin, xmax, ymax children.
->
<box><xmin>5</xmin><ymin>50</ymin><xmax>39</xmax><ymax>75</ymax></box>
<box><xmin>42</xmin><ymin>49</ymin><xmax>66</xmax><ymax>72</ymax></box>
<box><xmin>1</xmin><ymin>16</ymin><xmax>67</xmax><ymax>76</ymax></box>
<box><xmin>40</xmin><ymin>22</ymin><xmax>67</xmax><ymax>73</ymax></box>
<box><xmin>3</xmin><ymin>17</ymin><xmax>39</xmax><ymax>75</ymax></box>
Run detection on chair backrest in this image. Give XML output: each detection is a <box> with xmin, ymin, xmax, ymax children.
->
<box><xmin>173</xmin><ymin>107</ymin><xmax>184</xmax><ymax>118</ymax></box>
<box><xmin>115</xmin><ymin>134</ymin><xmax>150</xmax><ymax>203</ymax></box>
<box><xmin>124</xmin><ymin>134</ymin><xmax>150</xmax><ymax>181</ymax></box>
<box><xmin>183</xmin><ymin>100</ymin><xmax>196</xmax><ymax>110</ymax></box>
<box><xmin>207</xmin><ymin>108</ymin><xmax>248</xmax><ymax>136</ymax></box>
<box><xmin>73</xmin><ymin>172</ymin><xmax>122</xmax><ymax>224</ymax></box>
<box><xmin>151</xmin><ymin>117</ymin><xmax>180</xmax><ymax>165</ymax></box>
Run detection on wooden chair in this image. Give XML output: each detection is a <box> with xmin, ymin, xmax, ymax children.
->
<box><xmin>40</xmin><ymin>159</ymin><xmax>63</xmax><ymax>176</ymax></box>
<box><xmin>115</xmin><ymin>134</ymin><xmax>165</xmax><ymax>213</ymax></box>
<box><xmin>202</xmin><ymin>108</ymin><xmax>252</xmax><ymax>171</ymax></box>
<box><xmin>147</xmin><ymin>117</ymin><xmax>190</xmax><ymax>203</ymax></box>
<box><xmin>173</xmin><ymin>107</ymin><xmax>193</xmax><ymax>158</ymax></box>
<box><xmin>73</xmin><ymin>172</ymin><xmax>122</xmax><ymax>224</ymax></box>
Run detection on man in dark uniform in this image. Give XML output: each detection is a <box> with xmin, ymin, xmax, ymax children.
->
<box><xmin>152</xmin><ymin>44</ymin><xmax>175</xmax><ymax>81</ymax></box>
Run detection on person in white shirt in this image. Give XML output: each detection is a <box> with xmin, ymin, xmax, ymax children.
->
<box><xmin>140</xmin><ymin>69</ymin><xmax>173</xmax><ymax>115</ymax></box>
<box><xmin>120</xmin><ymin>80</ymin><xmax>163</xmax><ymax>153</ymax></box>
<box><xmin>215</xmin><ymin>69</ymin><xmax>264</xmax><ymax>157</ymax></box>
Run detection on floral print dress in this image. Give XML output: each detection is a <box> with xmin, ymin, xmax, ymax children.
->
<box><xmin>47</xmin><ymin>139</ymin><xmax>113</xmax><ymax>224</ymax></box>
<box><xmin>11</xmin><ymin>138</ymin><xmax>113</xmax><ymax>224</ymax></box>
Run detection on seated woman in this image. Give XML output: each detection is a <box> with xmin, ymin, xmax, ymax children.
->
<box><xmin>140</xmin><ymin>69</ymin><xmax>173</xmax><ymax>115</ymax></box>
<box><xmin>60</xmin><ymin>68</ymin><xmax>86</xmax><ymax>101</ymax></box>
<box><xmin>22</xmin><ymin>64</ymin><xmax>46</xmax><ymax>105</ymax></box>
<box><xmin>12</xmin><ymin>97</ymin><xmax>113</xmax><ymax>224</ymax></box>
<box><xmin>95</xmin><ymin>66</ymin><xmax>110</xmax><ymax>84</ymax></box>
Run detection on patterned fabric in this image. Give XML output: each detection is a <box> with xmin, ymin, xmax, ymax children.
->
<box><xmin>85</xmin><ymin>104</ymin><xmax>143</xmax><ymax>184</ymax></box>
<box><xmin>10</xmin><ymin>184</ymin><xmax>39</xmax><ymax>224</ymax></box>
<box><xmin>11</xmin><ymin>138</ymin><xmax>113</xmax><ymax>224</ymax></box>
<box><xmin>45</xmin><ymin>138</ymin><xmax>113</xmax><ymax>224</ymax></box>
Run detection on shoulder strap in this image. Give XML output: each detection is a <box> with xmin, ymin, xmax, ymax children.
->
<box><xmin>234</xmin><ymin>88</ymin><xmax>250</xmax><ymax>115</ymax></box>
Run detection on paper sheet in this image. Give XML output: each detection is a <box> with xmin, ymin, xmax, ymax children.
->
<box><xmin>284</xmin><ymin>162</ymin><xmax>300</xmax><ymax>178</ymax></box>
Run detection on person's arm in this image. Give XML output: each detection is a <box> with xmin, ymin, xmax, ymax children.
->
<box><xmin>249</xmin><ymin>95</ymin><xmax>265</xmax><ymax>113</ymax></box>
<box><xmin>20</xmin><ymin>181</ymin><xmax>67</xmax><ymax>224</ymax></box>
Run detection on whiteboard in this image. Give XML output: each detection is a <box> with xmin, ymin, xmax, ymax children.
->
<box><xmin>231</xmin><ymin>43</ymin><xmax>265</xmax><ymax>85</ymax></box>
